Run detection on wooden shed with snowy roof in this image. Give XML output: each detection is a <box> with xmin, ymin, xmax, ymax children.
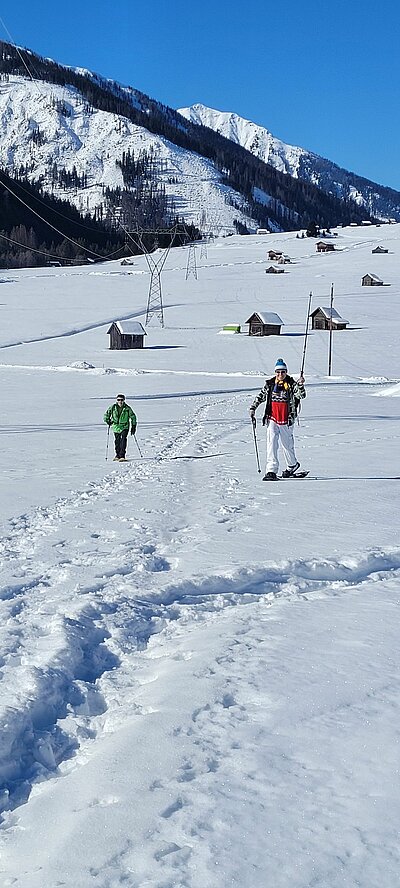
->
<box><xmin>371</xmin><ymin>246</ymin><xmax>389</xmax><ymax>254</ymax></box>
<box><xmin>361</xmin><ymin>273</ymin><xmax>383</xmax><ymax>286</ymax></box>
<box><xmin>107</xmin><ymin>320</ymin><xmax>146</xmax><ymax>349</ymax></box>
<box><xmin>316</xmin><ymin>241</ymin><xmax>336</xmax><ymax>252</ymax></box>
<box><xmin>311</xmin><ymin>307</ymin><xmax>349</xmax><ymax>331</ymax></box>
<box><xmin>246</xmin><ymin>312</ymin><xmax>284</xmax><ymax>336</ymax></box>
<box><xmin>265</xmin><ymin>265</ymin><xmax>285</xmax><ymax>274</ymax></box>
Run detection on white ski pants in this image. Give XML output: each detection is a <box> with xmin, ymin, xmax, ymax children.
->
<box><xmin>266</xmin><ymin>420</ymin><xmax>297</xmax><ymax>474</ymax></box>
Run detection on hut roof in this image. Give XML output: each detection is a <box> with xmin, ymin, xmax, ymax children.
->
<box><xmin>108</xmin><ymin>320</ymin><xmax>146</xmax><ymax>335</ymax></box>
<box><xmin>312</xmin><ymin>307</ymin><xmax>349</xmax><ymax>324</ymax></box>
<box><xmin>246</xmin><ymin>312</ymin><xmax>284</xmax><ymax>326</ymax></box>
<box><xmin>362</xmin><ymin>273</ymin><xmax>382</xmax><ymax>282</ymax></box>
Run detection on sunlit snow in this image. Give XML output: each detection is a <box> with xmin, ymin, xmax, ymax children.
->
<box><xmin>0</xmin><ymin>224</ymin><xmax>400</xmax><ymax>887</ymax></box>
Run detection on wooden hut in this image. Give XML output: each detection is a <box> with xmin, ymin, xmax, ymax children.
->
<box><xmin>371</xmin><ymin>246</ymin><xmax>389</xmax><ymax>254</ymax></box>
<box><xmin>246</xmin><ymin>312</ymin><xmax>283</xmax><ymax>336</ymax></box>
<box><xmin>277</xmin><ymin>255</ymin><xmax>291</xmax><ymax>264</ymax></box>
<box><xmin>311</xmin><ymin>307</ymin><xmax>349</xmax><ymax>331</ymax></box>
<box><xmin>268</xmin><ymin>250</ymin><xmax>283</xmax><ymax>260</ymax></box>
<box><xmin>316</xmin><ymin>241</ymin><xmax>335</xmax><ymax>252</ymax></box>
<box><xmin>265</xmin><ymin>265</ymin><xmax>285</xmax><ymax>274</ymax></box>
<box><xmin>361</xmin><ymin>273</ymin><xmax>383</xmax><ymax>286</ymax></box>
<box><xmin>107</xmin><ymin>320</ymin><xmax>146</xmax><ymax>349</ymax></box>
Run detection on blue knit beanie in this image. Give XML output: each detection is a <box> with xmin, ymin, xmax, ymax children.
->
<box><xmin>274</xmin><ymin>358</ymin><xmax>287</xmax><ymax>371</ymax></box>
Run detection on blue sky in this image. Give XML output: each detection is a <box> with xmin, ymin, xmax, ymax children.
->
<box><xmin>1</xmin><ymin>0</ymin><xmax>399</xmax><ymax>189</ymax></box>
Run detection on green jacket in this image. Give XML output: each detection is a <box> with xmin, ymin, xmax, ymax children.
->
<box><xmin>104</xmin><ymin>402</ymin><xmax>137</xmax><ymax>433</ymax></box>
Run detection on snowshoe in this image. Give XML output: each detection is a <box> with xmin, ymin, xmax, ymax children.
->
<box><xmin>281</xmin><ymin>462</ymin><xmax>300</xmax><ymax>478</ymax></box>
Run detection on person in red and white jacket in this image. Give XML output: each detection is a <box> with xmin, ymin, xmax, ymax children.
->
<box><xmin>249</xmin><ymin>358</ymin><xmax>306</xmax><ymax>480</ymax></box>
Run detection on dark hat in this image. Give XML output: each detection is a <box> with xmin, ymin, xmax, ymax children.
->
<box><xmin>116</xmin><ymin>394</ymin><xmax>126</xmax><ymax>400</ymax></box>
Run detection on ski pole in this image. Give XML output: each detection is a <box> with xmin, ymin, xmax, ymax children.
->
<box><xmin>251</xmin><ymin>419</ymin><xmax>261</xmax><ymax>473</ymax></box>
<box><xmin>133</xmin><ymin>433</ymin><xmax>143</xmax><ymax>458</ymax></box>
<box><xmin>105</xmin><ymin>424</ymin><xmax>110</xmax><ymax>461</ymax></box>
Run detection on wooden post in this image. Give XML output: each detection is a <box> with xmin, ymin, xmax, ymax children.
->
<box><xmin>328</xmin><ymin>283</ymin><xmax>334</xmax><ymax>376</ymax></box>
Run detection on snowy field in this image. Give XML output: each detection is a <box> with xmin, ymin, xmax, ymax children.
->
<box><xmin>0</xmin><ymin>225</ymin><xmax>400</xmax><ymax>887</ymax></box>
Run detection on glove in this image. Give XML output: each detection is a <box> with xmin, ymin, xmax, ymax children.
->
<box><xmin>107</xmin><ymin>420</ymin><xmax>112</xmax><ymax>427</ymax></box>
<box><xmin>131</xmin><ymin>425</ymin><xmax>137</xmax><ymax>435</ymax></box>
<box><xmin>250</xmin><ymin>409</ymin><xmax>256</xmax><ymax>427</ymax></box>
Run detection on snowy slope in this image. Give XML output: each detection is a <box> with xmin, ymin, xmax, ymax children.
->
<box><xmin>179</xmin><ymin>103</ymin><xmax>306</xmax><ymax>177</ymax></box>
<box><xmin>0</xmin><ymin>76</ymin><xmax>258</xmax><ymax>234</ymax></box>
<box><xmin>179</xmin><ymin>103</ymin><xmax>400</xmax><ymax>221</ymax></box>
<box><xmin>0</xmin><ymin>223</ymin><xmax>400</xmax><ymax>886</ymax></box>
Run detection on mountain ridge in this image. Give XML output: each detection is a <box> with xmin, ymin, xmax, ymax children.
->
<box><xmin>0</xmin><ymin>40</ymin><xmax>389</xmax><ymax>239</ymax></box>
<box><xmin>178</xmin><ymin>103</ymin><xmax>400</xmax><ymax>223</ymax></box>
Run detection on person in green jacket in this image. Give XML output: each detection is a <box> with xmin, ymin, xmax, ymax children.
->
<box><xmin>104</xmin><ymin>394</ymin><xmax>137</xmax><ymax>461</ymax></box>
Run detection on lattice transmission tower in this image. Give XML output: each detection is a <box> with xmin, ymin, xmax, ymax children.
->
<box><xmin>126</xmin><ymin>226</ymin><xmax>178</xmax><ymax>327</ymax></box>
<box><xmin>185</xmin><ymin>243</ymin><xmax>198</xmax><ymax>280</ymax></box>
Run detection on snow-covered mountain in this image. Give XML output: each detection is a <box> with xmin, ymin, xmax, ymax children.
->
<box><xmin>0</xmin><ymin>75</ymin><xmax>258</xmax><ymax>236</ymax></box>
<box><xmin>178</xmin><ymin>103</ymin><xmax>400</xmax><ymax>222</ymax></box>
<box><xmin>0</xmin><ymin>41</ymin><xmax>379</xmax><ymax>238</ymax></box>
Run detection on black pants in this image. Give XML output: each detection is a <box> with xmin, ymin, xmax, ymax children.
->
<box><xmin>114</xmin><ymin>429</ymin><xmax>128</xmax><ymax>458</ymax></box>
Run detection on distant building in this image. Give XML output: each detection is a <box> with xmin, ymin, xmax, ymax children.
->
<box><xmin>268</xmin><ymin>250</ymin><xmax>283</xmax><ymax>260</ymax></box>
<box><xmin>371</xmin><ymin>246</ymin><xmax>389</xmax><ymax>254</ymax></box>
<box><xmin>265</xmin><ymin>265</ymin><xmax>285</xmax><ymax>274</ymax></box>
<box><xmin>361</xmin><ymin>273</ymin><xmax>384</xmax><ymax>286</ymax></box>
<box><xmin>246</xmin><ymin>311</ymin><xmax>283</xmax><ymax>336</ymax></box>
<box><xmin>277</xmin><ymin>255</ymin><xmax>291</xmax><ymax>264</ymax></box>
<box><xmin>256</xmin><ymin>229</ymin><xmax>269</xmax><ymax>235</ymax></box>
<box><xmin>316</xmin><ymin>241</ymin><xmax>336</xmax><ymax>252</ymax></box>
<box><xmin>107</xmin><ymin>320</ymin><xmax>146</xmax><ymax>349</ymax></box>
<box><xmin>311</xmin><ymin>307</ymin><xmax>349</xmax><ymax>331</ymax></box>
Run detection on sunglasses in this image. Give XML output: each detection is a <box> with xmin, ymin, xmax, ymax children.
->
<box><xmin>116</xmin><ymin>398</ymin><xmax>125</xmax><ymax>402</ymax></box>
<box><xmin>275</xmin><ymin>369</ymin><xmax>287</xmax><ymax>374</ymax></box>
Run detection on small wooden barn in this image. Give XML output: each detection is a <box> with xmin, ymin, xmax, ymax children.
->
<box><xmin>361</xmin><ymin>273</ymin><xmax>383</xmax><ymax>286</ymax></box>
<box><xmin>311</xmin><ymin>307</ymin><xmax>349</xmax><ymax>331</ymax></box>
<box><xmin>316</xmin><ymin>241</ymin><xmax>336</xmax><ymax>252</ymax></box>
<box><xmin>265</xmin><ymin>265</ymin><xmax>285</xmax><ymax>274</ymax></box>
<box><xmin>246</xmin><ymin>311</ymin><xmax>284</xmax><ymax>336</ymax></box>
<box><xmin>277</xmin><ymin>255</ymin><xmax>291</xmax><ymax>264</ymax></box>
<box><xmin>268</xmin><ymin>250</ymin><xmax>283</xmax><ymax>260</ymax></box>
<box><xmin>107</xmin><ymin>320</ymin><xmax>146</xmax><ymax>349</ymax></box>
<box><xmin>372</xmin><ymin>246</ymin><xmax>389</xmax><ymax>254</ymax></box>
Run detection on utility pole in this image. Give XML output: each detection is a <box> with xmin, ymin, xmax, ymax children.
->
<box><xmin>328</xmin><ymin>283</ymin><xmax>334</xmax><ymax>376</ymax></box>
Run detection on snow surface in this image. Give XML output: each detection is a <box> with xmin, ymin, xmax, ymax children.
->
<box><xmin>0</xmin><ymin>224</ymin><xmax>400</xmax><ymax>887</ymax></box>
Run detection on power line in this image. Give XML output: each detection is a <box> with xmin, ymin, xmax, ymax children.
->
<box><xmin>0</xmin><ymin>23</ymin><xmax>40</xmax><ymax>80</ymax></box>
<box><xmin>0</xmin><ymin>175</ymin><xmax>125</xmax><ymax>260</ymax></box>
